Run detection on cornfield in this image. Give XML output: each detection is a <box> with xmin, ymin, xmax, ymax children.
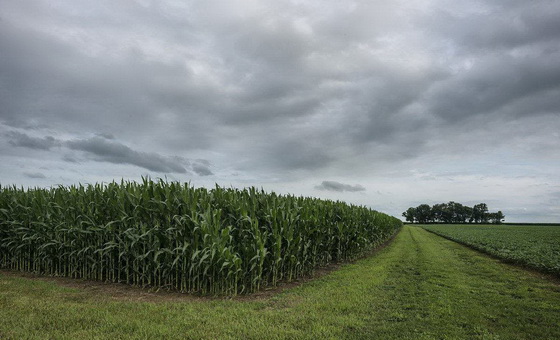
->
<box><xmin>0</xmin><ymin>179</ymin><xmax>401</xmax><ymax>295</ymax></box>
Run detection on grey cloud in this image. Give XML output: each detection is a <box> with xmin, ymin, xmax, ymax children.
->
<box><xmin>62</xmin><ymin>154</ymin><xmax>79</xmax><ymax>163</ymax></box>
<box><xmin>411</xmin><ymin>2</ymin><xmax>560</xmax><ymax>129</ymax></box>
<box><xmin>0</xmin><ymin>12</ymin><xmax>215</xmax><ymax>150</ymax></box>
<box><xmin>1</xmin><ymin>0</ymin><xmax>560</xmax><ymax>222</ymax></box>
<box><xmin>549</xmin><ymin>192</ymin><xmax>560</xmax><ymax>205</ymax></box>
<box><xmin>23</xmin><ymin>172</ymin><xmax>46</xmax><ymax>179</ymax></box>
<box><xmin>0</xmin><ymin>0</ymin><xmax>469</xmax><ymax>170</ymax></box>
<box><xmin>2</xmin><ymin>0</ymin><xmax>559</xmax><ymax>171</ymax></box>
<box><xmin>425</xmin><ymin>55</ymin><xmax>560</xmax><ymax>122</ymax></box>
<box><xmin>264</xmin><ymin>137</ymin><xmax>334</xmax><ymax>171</ymax></box>
<box><xmin>195</xmin><ymin>159</ymin><xmax>210</xmax><ymax>166</ymax></box>
<box><xmin>422</xmin><ymin>2</ymin><xmax>560</xmax><ymax>52</ymax></box>
<box><xmin>96</xmin><ymin>133</ymin><xmax>115</xmax><ymax>140</ymax></box>
<box><xmin>315</xmin><ymin>181</ymin><xmax>366</xmax><ymax>192</ymax></box>
<box><xmin>7</xmin><ymin>131</ymin><xmax>60</xmax><ymax>150</ymax></box>
<box><xmin>66</xmin><ymin>137</ymin><xmax>187</xmax><ymax>174</ymax></box>
<box><xmin>192</xmin><ymin>163</ymin><xmax>213</xmax><ymax>176</ymax></box>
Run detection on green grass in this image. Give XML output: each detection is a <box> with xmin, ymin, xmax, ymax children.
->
<box><xmin>421</xmin><ymin>224</ymin><xmax>560</xmax><ymax>276</ymax></box>
<box><xmin>1</xmin><ymin>226</ymin><xmax>559</xmax><ymax>339</ymax></box>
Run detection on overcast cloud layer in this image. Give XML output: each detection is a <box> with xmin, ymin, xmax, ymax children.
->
<box><xmin>1</xmin><ymin>0</ymin><xmax>559</xmax><ymax>222</ymax></box>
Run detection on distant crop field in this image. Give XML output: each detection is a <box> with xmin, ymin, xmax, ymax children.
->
<box><xmin>421</xmin><ymin>224</ymin><xmax>560</xmax><ymax>276</ymax></box>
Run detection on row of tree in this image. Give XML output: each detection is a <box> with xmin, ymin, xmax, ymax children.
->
<box><xmin>402</xmin><ymin>202</ymin><xmax>505</xmax><ymax>224</ymax></box>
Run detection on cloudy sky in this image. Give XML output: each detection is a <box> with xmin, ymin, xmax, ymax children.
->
<box><xmin>1</xmin><ymin>0</ymin><xmax>559</xmax><ymax>222</ymax></box>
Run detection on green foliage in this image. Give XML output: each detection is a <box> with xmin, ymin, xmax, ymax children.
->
<box><xmin>0</xmin><ymin>179</ymin><xmax>401</xmax><ymax>295</ymax></box>
<box><xmin>403</xmin><ymin>202</ymin><xmax>504</xmax><ymax>224</ymax></box>
<box><xmin>402</xmin><ymin>207</ymin><xmax>415</xmax><ymax>223</ymax></box>
<box><xmin>413</xmin><ymin>204</ymin><xmax>432</xmax><ymax>223</ymax></box>
<box><xmin>422</xmin><ymin>224</ymin><xmax>560</xmax><ymax>276</ymax></box>
<box><xmin>471</xmin><ymin>203</ymin><xmax>489</xmax><ymax>223</ymax></box>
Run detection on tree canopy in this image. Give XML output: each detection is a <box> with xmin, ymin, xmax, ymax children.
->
<box><xmin>402</xmin><ymin>202</ymin><xmax>504</xmax><ymax>224</ymax></box>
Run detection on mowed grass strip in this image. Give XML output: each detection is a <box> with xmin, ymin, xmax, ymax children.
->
<box><xmin>1</xmin><ymin>226</ymin><xmax>559</xmax><ymax>339</ymax></box>
<box><xmin>421</xmin><ymin>224</ymin><xmax>560</xmax><ymax>276</ymax></box>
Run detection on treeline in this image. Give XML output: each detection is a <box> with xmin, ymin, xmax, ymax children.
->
<box><xmin>402</xmin><ymin>202</ymin><xmax>504</xmax><ymax>224</ymax></box>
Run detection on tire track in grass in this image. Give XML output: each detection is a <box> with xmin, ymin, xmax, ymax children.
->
<box><xmin>351</xmin><ymin>226</ymin><xmax>560</xmax><ymax>340</ymax></box>
<box><xmin>1</xmin><ymin>226</ymin><xmax>559</xmax><ymax>339</ymax></box>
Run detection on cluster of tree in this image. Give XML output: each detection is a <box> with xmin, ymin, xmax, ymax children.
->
<box><xmin>402</xmin><ymin>202</ymin><xmax>505</xmax><ymax>224</ymax></box>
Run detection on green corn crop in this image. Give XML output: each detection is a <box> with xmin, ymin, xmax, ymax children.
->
<box><xmin>0</xmin><ymin>179</ymin><xmax>402</xmax><ymax>295</ymax></box>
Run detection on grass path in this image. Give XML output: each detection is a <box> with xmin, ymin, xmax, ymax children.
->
<box><xmin>1</xmin><ymin>226</ymin><xmax>559</xmax><ymax>339</ymax></box>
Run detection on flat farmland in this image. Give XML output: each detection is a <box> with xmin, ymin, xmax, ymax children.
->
<box><xmin>1</xmin><ymin>226</ymin><xmax>560</xmax><ymax>339</ymax></box>
<box><xmin>421</xmin><ymin>224</ymin><xmax>560</xmax><ymax>276</ymax></box>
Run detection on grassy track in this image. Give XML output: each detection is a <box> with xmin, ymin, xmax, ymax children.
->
<box><xmin>1</xmin><ymin>226</ymin><xmax>559</xmax><ymax>339</ymax></box>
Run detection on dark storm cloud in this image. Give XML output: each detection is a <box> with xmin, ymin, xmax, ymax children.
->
<box><xmin>66</xmin><ymin>137</ymin><xmax>187</xmax><ymax>174</ymax></box>
<box><xmin>7</xmin><ymin>131</ymin><xmax>59</xmax><ymax>150</ymax></box>
<box><xmin>315</xmin><ymin>181</ymin><xmax>366</xmax><ymax>193</ymax></box>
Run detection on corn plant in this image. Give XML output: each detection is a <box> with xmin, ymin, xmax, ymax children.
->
<box><xmin>0</xmin><ymin>179</ymin><xmax>402</xmax><ymax>295</ymax></box>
